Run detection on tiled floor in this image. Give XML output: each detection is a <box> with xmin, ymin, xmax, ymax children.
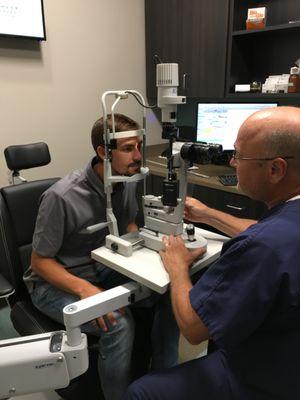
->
<box><xmin>0</xmin><ymin>299</ymin><xmax>19</xmax><ymax>339</ymax></box>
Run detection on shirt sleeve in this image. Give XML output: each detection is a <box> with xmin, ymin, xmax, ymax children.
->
<box><xmin>32</xmin><ymin>190</ymin><xmax>66</xmax><ymax>258</ymax></box>
<box><xmin>190</xmin><ymin>229</ymin><xmax>281</xmax><ymax>351</ymax></box>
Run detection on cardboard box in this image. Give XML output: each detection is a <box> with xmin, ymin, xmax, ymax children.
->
<box><xmin>235</xmin><ymin>84</ymin><xmax>250</xmax><ymax>93</ymax></box>
<box><xmin>246</xmin><ymin>7</ymin><xmax>267</xmax><ymax>30</ymax></box>
<box><xmin>246</xmin><ymin>19</ymin><xmax>266</xmax><ymax>30</ymax></box>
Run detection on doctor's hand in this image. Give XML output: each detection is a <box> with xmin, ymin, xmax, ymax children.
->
<box><xmin>184</xmin><ymin>197</ymin><xmax>210</xmax><ymax>223</ymax></box>
<box><xmin>79</xmin><ymin>283</ymin><xmax>124</xmax><ymax>332</ymax></box>
<box><xmin>159</xmin><ymin>235</ymin><xmax>206</xmax><ymax>279</ymax></box>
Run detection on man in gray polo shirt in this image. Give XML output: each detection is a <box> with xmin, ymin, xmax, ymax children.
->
<box><xmin>24</xmin><ymin>114</ymin><xmax>179</xmax><ymax>400</ymax></box>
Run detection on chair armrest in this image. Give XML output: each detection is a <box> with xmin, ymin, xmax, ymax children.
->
<box><xmin>0</xmin><ymin>273</ymin><xmax>15</xmax><ymax>298</ymax></box>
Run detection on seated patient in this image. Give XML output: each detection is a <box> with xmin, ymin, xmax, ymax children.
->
<box><xmin>123</xmin><ymin>106</ymin><xmax>300</xmax><ymax>400</ymax></box>
<box><xmin>24</xmin><ymin>113</ymin><xmax>179</xmax><ymax>400</ymax></box>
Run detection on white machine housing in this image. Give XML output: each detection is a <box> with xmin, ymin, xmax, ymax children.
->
<box><xmin>0</xmin><ymin>331</ymin><xmax>88</xmax><ymax>398</ymax></box>
<box><xmin>156</xmin><ymin>63</ymin><xmax>186</xmax><ymax>123</ymax></box>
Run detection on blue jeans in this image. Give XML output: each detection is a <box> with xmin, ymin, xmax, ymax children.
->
<box><xmin>31</xmin><ymin>265</ymin><xmax>179</xmax><ymax>399</ymax></box>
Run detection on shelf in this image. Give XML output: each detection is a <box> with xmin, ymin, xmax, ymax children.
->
<box><xmin>232</xmin><ymin>21</ymin><xmax>300</xmax><ymax>36</ymax></box>
<box><xmin>227</xmin><ymin>93</ymin><xmax>300</xmax><ymax>98</ymax></box>
<box><xmin>225</xmin><ymin>93</ymin><xmax>300</xmax><ymax>106</ymax></box>
<box><xmin>227</xmin><ymin>1</ymin><xmax>300</xmax><ymax>107</ymax></box>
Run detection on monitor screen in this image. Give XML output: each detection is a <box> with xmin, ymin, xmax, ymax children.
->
<box><xmin>196</xmin><ymin>102</ymin><xmax>278</xmax><ymax>151</ymax></box>
<box><xmin>0</xmin><ymin>0</ymin><xmax>46</xmax><ymax>40</ymax></box>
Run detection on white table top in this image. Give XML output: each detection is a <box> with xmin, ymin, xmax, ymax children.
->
<box><xmin>91</xmin><ymin>228</ymin><xmax>228</xmax><ymax>294</ymax></box>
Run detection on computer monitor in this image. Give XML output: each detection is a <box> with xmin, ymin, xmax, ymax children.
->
<box><xmin>196</xmin><ymin>102</ymin><xmax>278</xmax><ymax>151</ymax></box>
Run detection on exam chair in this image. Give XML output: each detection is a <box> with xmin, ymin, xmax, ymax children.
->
<box><xmin>0</xmin><ymin>142</ymin><xmax>103</xmax><ymax>399</ymax></box>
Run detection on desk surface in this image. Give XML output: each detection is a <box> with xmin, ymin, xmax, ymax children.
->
<box><xmin>92</xmin><ymin>228</ymin><xmax>228</xmax><ymax>294</ymax></box>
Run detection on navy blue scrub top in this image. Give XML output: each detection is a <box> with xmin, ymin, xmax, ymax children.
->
<box><xmin>190</xmin><ymin>199</ymin><xmax>300</xmax><ymax>398</ymax></box>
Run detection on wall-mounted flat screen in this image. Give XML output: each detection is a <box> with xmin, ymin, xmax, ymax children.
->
<box><xmin>196</xmin><ymin>102</ymin><xmax>278</xmax><ymax>151</ymax></box>
<box><xmin>0</xmin><ymin>0</ymin><xmax>46</xmax><ymax>40</ymax></box>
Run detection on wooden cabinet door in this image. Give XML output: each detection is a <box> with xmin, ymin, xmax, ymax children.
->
<box><xmin>145</xmin><ymin>0</ymin><xmax>229</xmax><ymax>98</ymax></box>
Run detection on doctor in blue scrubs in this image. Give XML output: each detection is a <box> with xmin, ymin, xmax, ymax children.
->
<box><xmin>123</xmin><ymin>106</ymin><xmax>300</xmax><ymax>400</ymax></box>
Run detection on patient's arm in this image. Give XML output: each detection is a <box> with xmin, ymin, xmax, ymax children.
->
<box><xmin>31</xmin><ymin>251</ymin><xmax>119</xmax><ymax>331</ymax></box>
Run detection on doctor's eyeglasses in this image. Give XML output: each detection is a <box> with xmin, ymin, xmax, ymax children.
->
<box><xmin>231</xmin><ymin>150</ymin><xmax>295</xmax><ymax>162</ymax></box>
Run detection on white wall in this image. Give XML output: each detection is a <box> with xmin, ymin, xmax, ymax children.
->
<box><xmin>0</xmin><ymin>0</ymin><xmax>163</xmax><ymax>187</ymax></box>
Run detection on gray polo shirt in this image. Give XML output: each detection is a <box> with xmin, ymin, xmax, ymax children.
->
<box><xmin>24</xmin><ymin>157</ymin><xmax>138</xmax><ymax>289</ymax></box>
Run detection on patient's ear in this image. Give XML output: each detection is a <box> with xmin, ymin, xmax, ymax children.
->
<box><xmin>96</xmin><ymin>145</ymin><xmax>105</xmax><ymax>161</ymax></box>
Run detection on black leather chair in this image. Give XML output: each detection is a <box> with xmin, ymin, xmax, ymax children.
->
<box><xmin>0</xmin><ymin>143</ymin><xmax>103</xmax><ymax>399</ymax></box>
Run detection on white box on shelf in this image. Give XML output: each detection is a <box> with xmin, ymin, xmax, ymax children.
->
<box><xmin>235</xmin><ymin>84</ymin><xmax>251</xmax><ymax>93</ymax></box>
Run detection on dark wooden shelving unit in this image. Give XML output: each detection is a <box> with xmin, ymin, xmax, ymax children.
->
<box><xmin>145</xmin><ymin>0</ymin><xmax>229</xmax><ymax>99</ymax></box>
<box><xmin>232</xmin><ymin>21</ymin><xmax>300</xmax><ymax>36</ymax></box>
<box><xmin>227</xmin><ymin>92</ymin><xmax>300</xmax><ymax>99</ymax></box>
<box><xmin>226</xmin><ymin>94</ymin><xmax>300</xmax><ymax>107</ymax></box>
<box><xmin>226</xmin><ymin>0</ymin><xmax>300</xmax><ymax>105</ymax></box>
<box><xmin>144</xmin><ymin>2</ymin><xmax>277</xmax><ymax>220</ymax></box>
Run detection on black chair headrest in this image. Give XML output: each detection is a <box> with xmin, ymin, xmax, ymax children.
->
<box><xmin>4</xmin><ymin>142</ymin><xmax>51</xmax><ymax>171</ymax></box>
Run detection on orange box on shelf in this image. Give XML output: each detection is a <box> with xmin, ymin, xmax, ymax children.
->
<box><xmin>246</xmin><ymin>18</ymin><xmax>266</xmax><ymax>30</ymax></box>
<box><xmin>246</xmin><ymin>7</ymin><xmax>267</xmax><ymax>30</ymax></box>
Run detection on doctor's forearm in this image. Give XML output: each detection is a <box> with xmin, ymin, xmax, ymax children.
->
<box><xmin>203</xmin><ymin>208</ymin><xmax>256</xmax><ymax>237</ymax></box>
<box><xmin>169</xmin><ymin>271</ymin><xmax>209</xmax><ymax>345</ymax></box>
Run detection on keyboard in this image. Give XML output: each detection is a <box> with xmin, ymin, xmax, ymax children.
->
<box><xmin>218</xmin><ymin>174</ymin><xmax>238</xmax><ymax>186</ymax></box>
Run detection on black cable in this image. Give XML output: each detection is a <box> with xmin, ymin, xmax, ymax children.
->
<box><xmin>154</xmin><ymin>54</ymin><xmax>163</xmax><ymax>64</ymax></box>
<box><xmin>126</xmin><ymin>91</ymin><xmax>157</xmax><ymax>109</ymax></box>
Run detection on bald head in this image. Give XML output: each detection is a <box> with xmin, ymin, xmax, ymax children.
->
<box><xmin>232</xmin><ymin>106</ymin><xmax>300</xmax><ymax>206</ymax></box>
<box><xmin>238</xmin><ymin>106</ymin><xmax>300</xmax><ymax>166</ymax></box>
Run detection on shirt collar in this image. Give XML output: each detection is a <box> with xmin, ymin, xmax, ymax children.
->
<box><xmin>260</xmin><ymin>197</ymin><xmax>300</xmax><ymax>221</ymax></box>
<box><xmin>85</xmin><ymin>157</ymin><xmax>105</xmax><ymax>197</ymax></box>
<box><xmin>286</xmin><ymin>195</ymin><xmax>300</xmax><ymax>202</ymax></box>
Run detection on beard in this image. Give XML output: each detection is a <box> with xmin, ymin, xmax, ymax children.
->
<box><xmin>113</xmin><ymin>161</ymin><xmax>141</xmax><ymax>177</ymax></box>
<box><xmin>124</xmin><ymin>161</ymin><xmax>141</xmax><ymax>176</ymax></box>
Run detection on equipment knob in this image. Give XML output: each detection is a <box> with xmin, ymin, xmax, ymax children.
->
<box><xmin>186</xmin><ymin>223</ymin><xmax>195</xmax><ymax>242</ymax></box>
<box><xmin>111</xmin><ymin>242</ymin><xmax>119</xmax><ymax>252</ymax></box>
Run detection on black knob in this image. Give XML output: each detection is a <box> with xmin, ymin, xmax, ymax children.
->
<box><xmin>111</xmin><ymin>242</ymin><xmax>119</xmax><ymax>252</ymax></box>
<box><xmin>186</xmin><ymin>223</ymin><xmax>195</xmax><ymax>242</ymax></box>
